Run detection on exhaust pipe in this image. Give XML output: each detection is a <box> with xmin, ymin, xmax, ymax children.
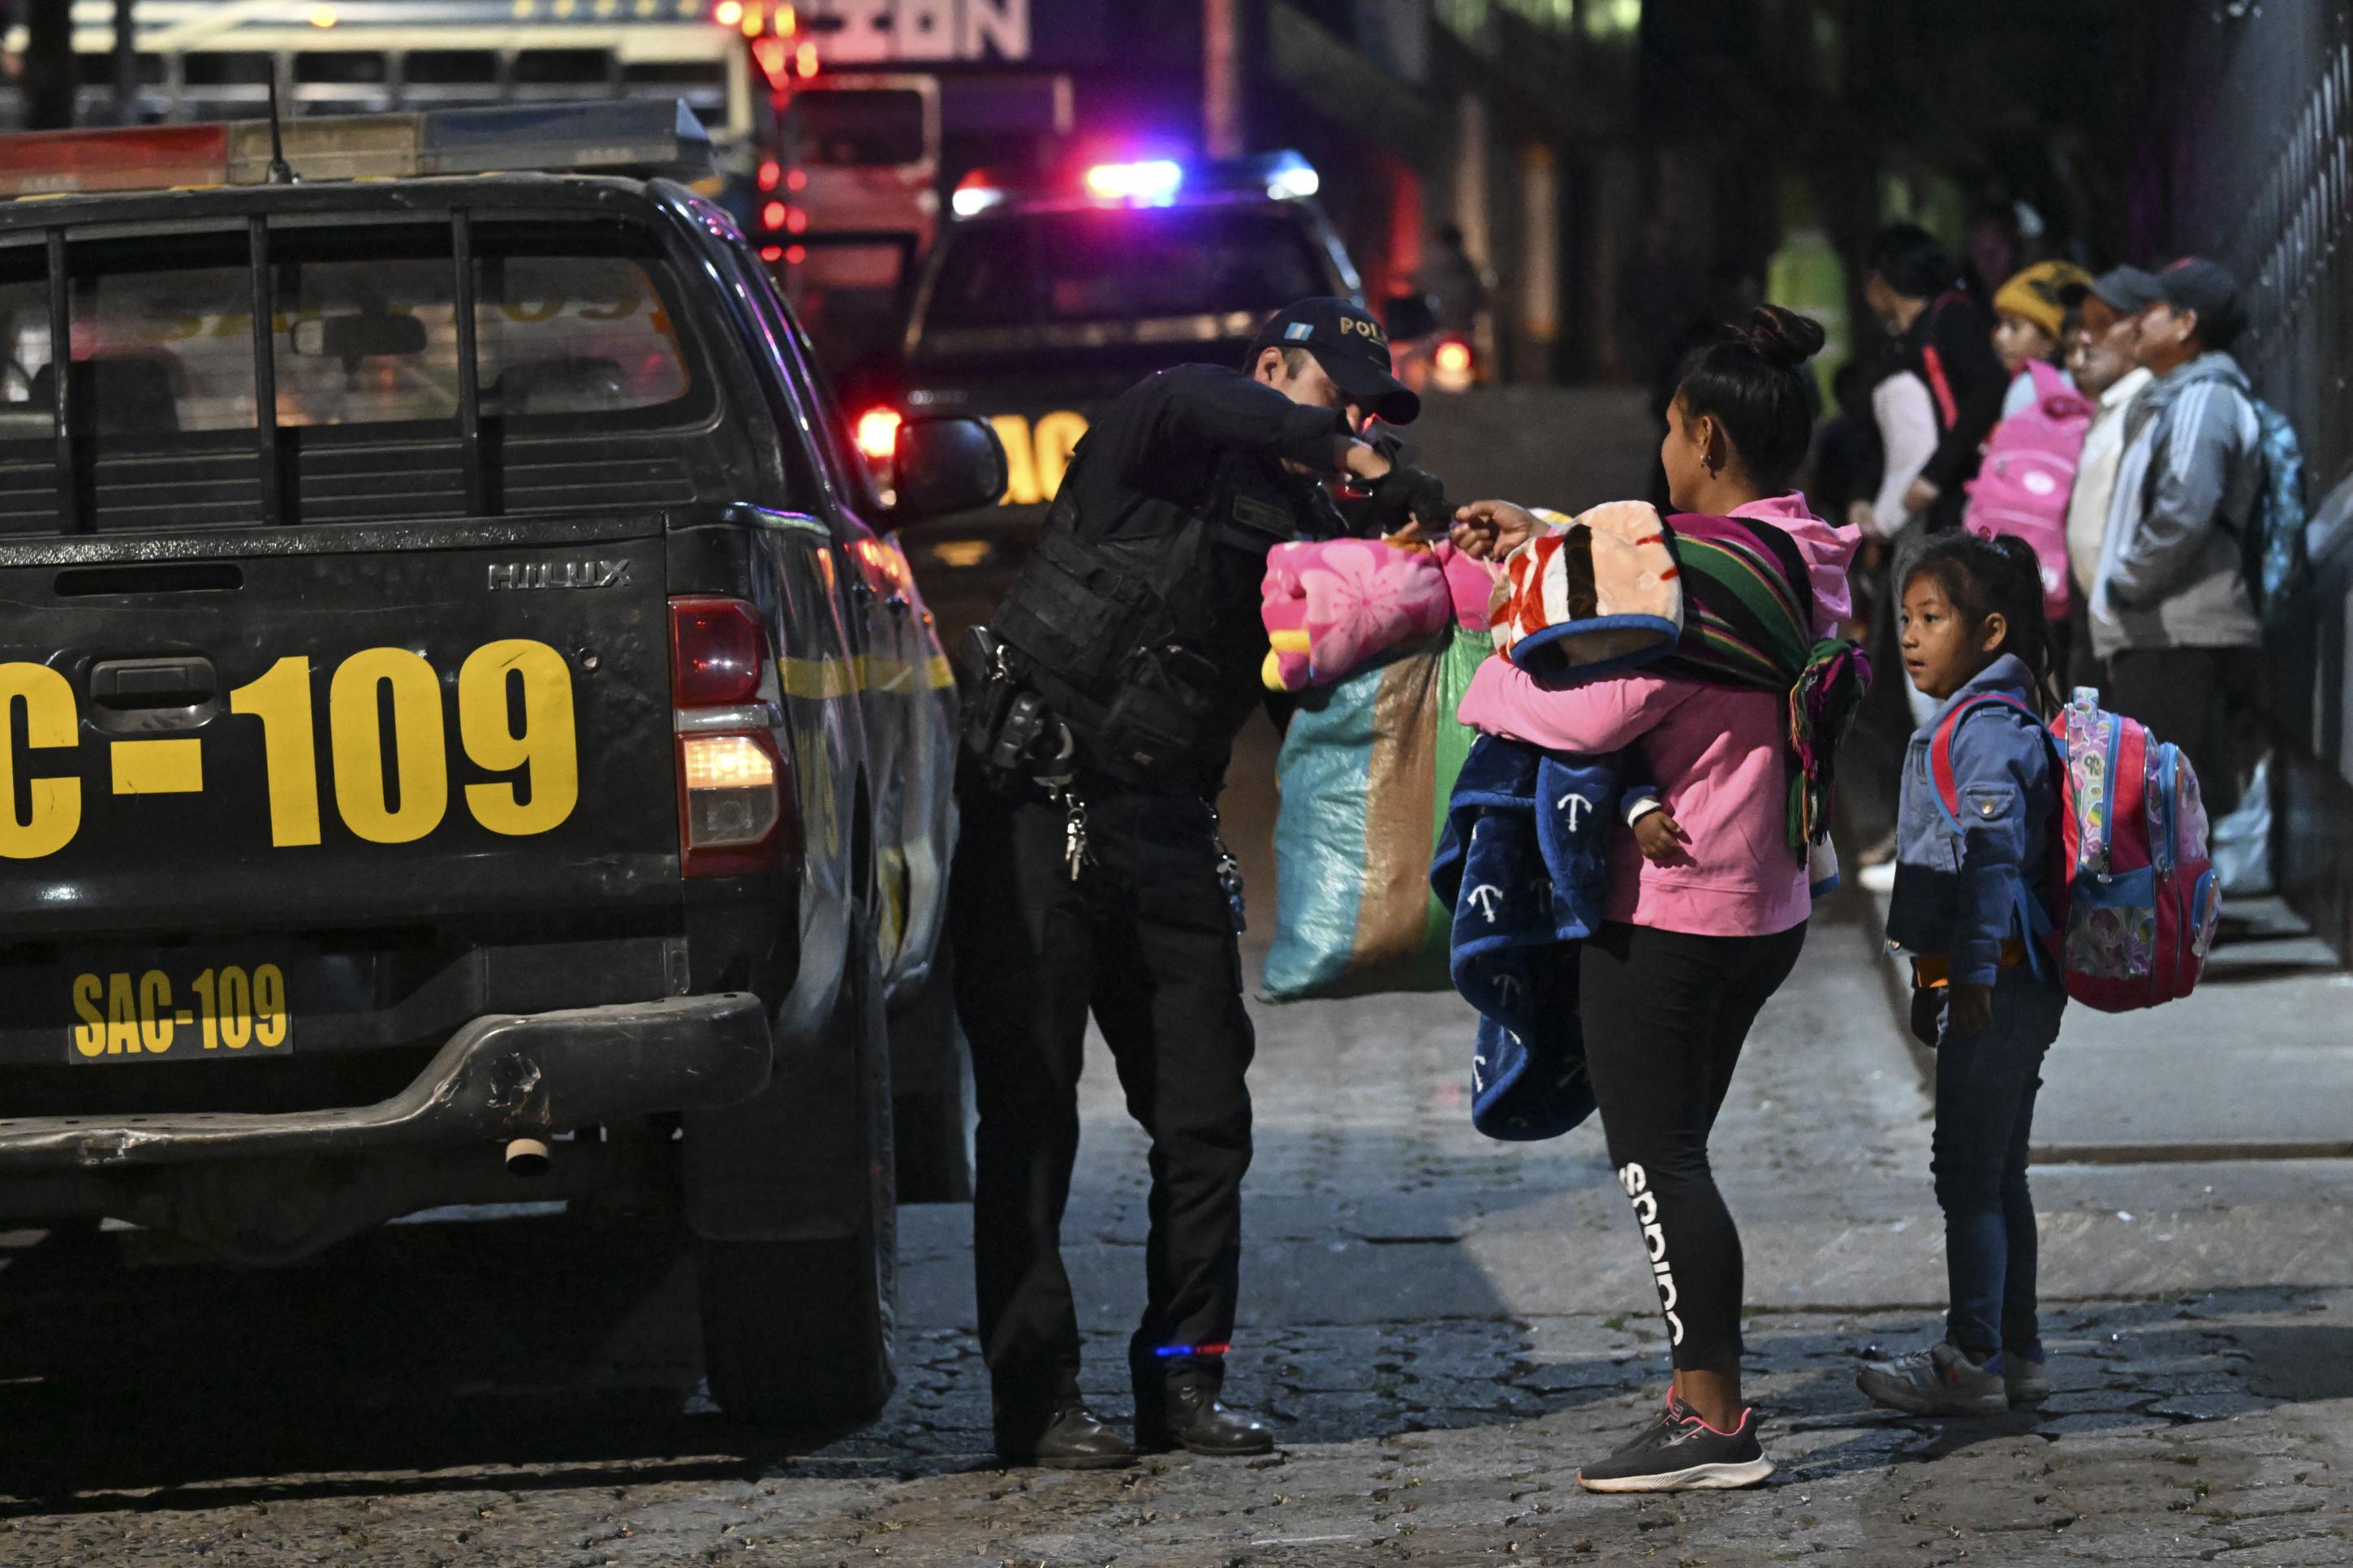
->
<box><xmin>504</xmin><ymin>1136</ymin><xmax>551</xmax><ymax>1177</ymax></box>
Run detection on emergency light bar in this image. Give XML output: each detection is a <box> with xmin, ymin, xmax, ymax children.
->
<box><xmin>0</xmin><ymin>100</ymin><xmax>713</xmax><ymax>199</ymax></box>
<box><xmin>948</xmin><ymin>149</ymin><xmax>1323</xmax><ymax>220</ymax></box>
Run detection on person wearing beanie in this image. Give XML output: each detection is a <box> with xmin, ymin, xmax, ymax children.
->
<box><xmin>1990</xmin><ymin>261</ymin><xmax>2096</xmax><ymax>415</ymax></box>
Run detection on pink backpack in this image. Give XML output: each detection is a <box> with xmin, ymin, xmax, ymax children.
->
<box><xmin>1963</xmin><ymin>360</ymin><xmax>2094</xmax><ymax>618</ymax></box>
<box><xmin>1931</xmin><ymin>686</ymin><xmax>2218</xmax><ymax>1013</ymax></box>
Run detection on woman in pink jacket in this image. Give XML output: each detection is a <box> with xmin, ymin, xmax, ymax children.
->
<box><xmin>1450</xmin><ymin>306</ymin><xmax>1857</xmax><ymax>1493</ymax></box>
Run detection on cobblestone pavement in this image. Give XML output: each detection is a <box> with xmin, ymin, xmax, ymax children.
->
<box><xmin>3</xmin><ymin>888</ymin><xmax>2350</xmax><ymax>1566</ymax></box>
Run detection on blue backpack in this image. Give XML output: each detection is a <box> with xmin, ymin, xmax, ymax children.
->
<box><xmin>2246</xmin><ymin>399</ymin><xmax>2310</xmax><ymax>622</ymax></box>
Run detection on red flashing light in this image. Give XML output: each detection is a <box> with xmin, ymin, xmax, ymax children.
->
<box><xmin>784</xmin><ymin>244</ymin><xmax>807</xmax><ymax>265</ymax></box>
<box><xmin>784</xmin><ymin>205</ymin><xmax>807</xmax><ymax>234</ymax></box>
<box><xmin>1433</xmin><ymin>339</ymin><xmax>1474</xmax><ymax>375</ymax></box>
<box><xmin>0</xmin><ymin>123</ymin><xmax>231</xmax><ymax>197</ymax></box>
<box><xmin>760</xmin><ymin>199</ymin><xmax>788</xmax><ymax>230</ymax></box>
<box><xmin>757</xmin><ymin>157</ymin><xmax>781</xmax><ymax>192</ymax></box>
<box><xmin>854</xmin><ymin>407</ymin><xmax>903</xmax><ymax>463</ymax></box>
<box><xmin>785</xmin><ymin>167</ymin><xmax>808</xmax><ymax>192</ymax></box>
<box><xmin>759</xmin><ymin>243</ymin><xmax>783</xmax><ymax>263</ymax></box>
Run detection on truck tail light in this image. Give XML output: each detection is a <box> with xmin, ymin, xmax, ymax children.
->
<box><xmin>1432</xmin><ymin>334</ymin><xmax>1476</xmax><ymax>394</ymax></box>
<box><xmin>671</xmin><ymin>596</ymin><xmax>764</xmax><ymax>707</ymax></box>
<box><xmin>854</xmin><ymin>406</ymin><xmax>903</xmax><ymax>463</ymax></box>
<box><xmin>670</xmin><ymin>597</ymin><xmax>798</xmax><ymax>879</ymax></box>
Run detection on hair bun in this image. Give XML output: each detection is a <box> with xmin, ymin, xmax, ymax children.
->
<box><xmin>1746</xmin><ymin>305</ymin><xmax>1826</xmax><ymax>368</ymax></box>
<box><xmin>1982</xmin><ymin>530</ymin><xmax>2046</xmax><ymax>586</ymax></box>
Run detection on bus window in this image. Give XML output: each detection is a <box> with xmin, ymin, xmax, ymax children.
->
<box><xmin>295</xmin><ymin>53</ymin><xmax>391</xmax><ymax>84</ymax></box>
<box><xmin>622</xmin><ymin>58</ymin><xmax>729</xmax><ymax>127</ymax></box>
<box><xmin>514</xmin><ymin>50</ymin><xmax>615</xmax><ymax>88</ymax></box>
<box><xmin>403</xmin><ymin>50</ymin><xmax>499</xmax><ymax>87</ymax></box>
<box><xmin>183</xmin><ymin>53</ymin><xmax>274</xmax><ymax>87</ymax></box>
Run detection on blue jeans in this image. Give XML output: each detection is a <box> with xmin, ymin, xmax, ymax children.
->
<box><xmin>1932</xmin><ymin>971</ymin><xmax>2065</xmax><ymax>1357</ymax></box>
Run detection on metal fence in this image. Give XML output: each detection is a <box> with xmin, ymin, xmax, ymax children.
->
<box><xmin>2146</xmin><ymin>0</ymin><xmax>2353</xmax><ymax>957</ymax></box>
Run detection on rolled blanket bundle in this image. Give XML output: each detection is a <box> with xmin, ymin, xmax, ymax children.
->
<box><xmin>1490</xmin><ymin>501</ymin><xmax>1683</xmax><ymax>682</ymax></box>
<box><xmin>1260</xmin><ymin>535</ymin><xmax>1454</xmax><ymax>693</ymax></box>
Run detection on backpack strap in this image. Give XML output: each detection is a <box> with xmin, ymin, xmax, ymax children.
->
<box><xmin>1926</xmin><ymin>691</ymin><xmax>2041</xmax><ymax>829</ymax></box>
<box><xmin>1927</xmin><ymin>691</ymin><xmax>2058</xmax><ymax>978</ymax></box>
<box><xmin>1918</xmin><ymin>293</ymin><xmax>1967</xmax><ymax>427</ymax></box>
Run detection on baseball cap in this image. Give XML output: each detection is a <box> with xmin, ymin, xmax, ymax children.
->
<box><xmin>2153</xmin><ymin>257</ymin><xmax>2245</xmax><ymax>347</ymax></box>
<box><xmin>2068</xmin><ymin>265</ymin><xmax>2162</xmax><ymax>315</ymax></box>
<box><xmin>1251</xmin><ymin>297</ymin><xmax>1420</xmax><ymax>425</ymax></box>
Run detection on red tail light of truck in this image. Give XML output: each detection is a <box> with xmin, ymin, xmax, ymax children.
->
<box><xmin>670</xmin><ymin>597</ymin><xmax>799</xmax><ymax>878</ymax></box>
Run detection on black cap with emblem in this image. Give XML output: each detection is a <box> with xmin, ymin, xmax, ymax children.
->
<box><xmin>1249</xmin><ymin>296</ymin><xmax>1421</xmax><ymax>426</ymax></box>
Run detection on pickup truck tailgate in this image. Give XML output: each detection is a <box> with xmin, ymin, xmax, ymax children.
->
<box><xmin>0</xmin><ymin>519</ymin><xmax>678</xmax><ymax>937</ymax></box>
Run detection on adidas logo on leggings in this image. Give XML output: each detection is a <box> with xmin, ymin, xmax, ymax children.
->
<box><xmin>1618</xmin><ymin>1162</ymin><xmax>1685</xmax><ymax>1346</ymax></box>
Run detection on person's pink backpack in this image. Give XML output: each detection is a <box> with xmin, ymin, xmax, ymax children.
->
<box><xmin>1962</xmin><ymin>360</ymin><xmax>2094</xmax><ymax>618</ymax></box>
<box><xmin>1930</xmin><ymin>686</ymin><xmax>2218</xmax><ymax>1012</ymax></box>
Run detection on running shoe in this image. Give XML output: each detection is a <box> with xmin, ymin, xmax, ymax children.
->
<box><xmin>1575</xmin><ymin>1393</ymin><xmax>1774</xmax><ymax>1493</ymax></box>
<box><xmin>1855</xmin><ymin>1341</ymin><xmax>2009</xmax><ymax>1415</ymax></box>
<box><xmin>2003</xmin><ymin>1346</ymin><xmax>2053</xmax><ymax>1406</ymax></box>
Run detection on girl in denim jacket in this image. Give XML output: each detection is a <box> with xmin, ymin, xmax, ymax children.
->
<box><xmin>1860</xmin><ymin>532</ymin><xmax>2066</xmax><ymax>1416</ymax></box>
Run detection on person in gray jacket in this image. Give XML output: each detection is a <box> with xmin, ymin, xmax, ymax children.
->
<box><xmin>2089</xmin><ymin>258</ymin><xmax>2262</xmax><ymax>816</ymax></box>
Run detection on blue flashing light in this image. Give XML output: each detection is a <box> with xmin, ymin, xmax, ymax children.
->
<box><xmin>1263</xmin><ymin>151</ymin><xmax>1320</xmax><ymax>200</ymax></box>
<box><xmin>1153</xmin><ymin>1342</ymin><xmax>1232</xmax><ymax>1358</ymax></box>
<box><xmin>1084</xmin><ymin>158</ymin><xmax>1184</xmax><ymax>207</ymax></box>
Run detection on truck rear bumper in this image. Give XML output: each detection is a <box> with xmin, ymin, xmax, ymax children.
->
<box><xmin>0</xmin><ymin>994</ymin><xmax>770</xmax><ymax>1172</ymax></box>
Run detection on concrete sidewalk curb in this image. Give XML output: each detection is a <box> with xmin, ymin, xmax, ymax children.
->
<box><xmin>1848</xmin><ymin>883</ymin><xmax>2353</xmax><ymax>1165</ymax></box>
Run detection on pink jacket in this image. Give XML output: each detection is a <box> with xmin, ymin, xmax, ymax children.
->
<box><xmin>1456</xmin><ymin>494</ymin><xmax>1858</xmax><ymax>937</ymax></box>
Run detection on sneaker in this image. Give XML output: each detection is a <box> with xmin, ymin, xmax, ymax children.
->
<box><xmin>1575</xmin><ymin>1394</ymin><xmax>1774</xmax><ymax>1493</ymax></box>
<box><xmin>2003</xmin><ymin>1347</ymin><xmax>2053</xmax><ymax>1407</ymax></box>
<box><xmin>1855</xmin><ymin>1341</ymin><xmax>2009</xmax><ymax>1416</ymax></box>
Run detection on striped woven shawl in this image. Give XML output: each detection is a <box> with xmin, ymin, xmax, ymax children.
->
<box><xmin>1652</xmin><ymin>512</ymin><xmax>1872</xmax><ymax>854</ymax></box>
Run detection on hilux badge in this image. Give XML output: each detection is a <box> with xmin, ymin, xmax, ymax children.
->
<box><xmin>486</xmin><ymin>559</ymin><xmax>632</xmax><ymax>591</ymax></box>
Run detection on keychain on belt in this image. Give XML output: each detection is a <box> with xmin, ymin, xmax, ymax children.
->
<box><xmin>1030</xmin><ymin>726</ymin><xmax>1091</xmax><ymax>883</ymax></box>
<box><xmin>1209</xmin><ymin>804</ymin><xmax>1246</xmax><ymax>934</ymax></box>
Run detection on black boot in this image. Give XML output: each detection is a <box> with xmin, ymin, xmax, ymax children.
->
<box><xmin>993</xmin><ymin>1399</ymin><xmax>1136</xmax><ymax>1470</ymax></box>
<box><xmin>1136</xmin><ymin>1381</ymin><xmax>1275</xmax><ymax>1457</ymax></box>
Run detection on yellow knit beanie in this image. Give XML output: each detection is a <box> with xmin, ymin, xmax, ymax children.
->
<box><xmin>1992</xmin><ymin>260</ymin><xmax>2095</xmax><ymax>338</ymax></box>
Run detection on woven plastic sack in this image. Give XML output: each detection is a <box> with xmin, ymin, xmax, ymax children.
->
<box><xmin>1261</xmin><ymin>625</ymin><xmax>1489</xmax><ymax>1000</ymax></box>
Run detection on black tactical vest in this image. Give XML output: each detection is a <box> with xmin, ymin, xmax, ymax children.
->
<box><xmin>990</xmin><ymin>447</ymin><xmax>1330</xmax><ymax>786</ymax></box>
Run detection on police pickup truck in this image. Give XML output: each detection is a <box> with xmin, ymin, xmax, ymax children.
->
<box><xmin>0</xmin><ymin>102</ymin><xmax>1002</xmax><ymax>1430</ymax></box>
<box><xmin>838</xmin><ymin>151</ymin><xmax>1363</xmax><ymax>632</ymax></box>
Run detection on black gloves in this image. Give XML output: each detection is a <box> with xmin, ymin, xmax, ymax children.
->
<box><xmin>1358</xmin><ymin>463</ymin><xmax>1454</xmax><ymax>538</ymax></box>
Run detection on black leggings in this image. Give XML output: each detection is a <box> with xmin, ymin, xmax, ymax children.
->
<box><xmin>1579</xmin><ymin>920</ymin><xmax>1808</xmax><ymax>1370</ymax></box>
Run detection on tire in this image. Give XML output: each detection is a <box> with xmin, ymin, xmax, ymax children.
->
<box><xmin>889</xmin><ymin>956</ymin><xmax>972</xmax><ymax>1204</ymax></box>
<box><xmin>696</xmin><ymin>922</ymin><xmax>898</xmax><ymax>1432</ymax></box>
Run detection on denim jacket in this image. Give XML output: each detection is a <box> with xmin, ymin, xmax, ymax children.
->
<box><xmin>1884</xmin><ymin>654</ymin><xmax>2060</xmax><ymax>987</ymax></box>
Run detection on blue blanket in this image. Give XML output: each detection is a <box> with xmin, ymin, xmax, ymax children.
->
<box><xmin>1427</xmin><ymin>734</ymin><xmax>1623</xmax><ymax>1141</ymax></box>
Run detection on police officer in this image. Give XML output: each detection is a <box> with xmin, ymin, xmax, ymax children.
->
<box><xmin>950</xmin><ymin>298</ymin><xmax>1433</xmax><ymax>1468</ymax></box>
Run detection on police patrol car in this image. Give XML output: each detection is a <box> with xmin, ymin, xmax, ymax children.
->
<box><xmin>0</xmin><ymin>101</ymin><xmax>1005</xmax><ymax>1430</ymax></box>
<box><xmin>841</xmin><ymin>150</ymin><xmax>1365</xmax><ymax>631</ymax></box>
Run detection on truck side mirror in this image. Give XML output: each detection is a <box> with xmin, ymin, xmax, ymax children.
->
<box><xmin>1381</xmin><ymin>291</ymin><xmax>1438</xmax><ymax>342</ymax></box>
<box><xmin>891</xmin><ymin>415</ymin><xmax>1007</xmax><ymax>520</ymax></box>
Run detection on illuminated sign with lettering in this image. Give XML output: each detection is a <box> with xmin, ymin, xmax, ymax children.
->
<box><xmin>798</xmin><ymin>0</ymin><xmax>1031</xmax><ymax>62</ymax></box>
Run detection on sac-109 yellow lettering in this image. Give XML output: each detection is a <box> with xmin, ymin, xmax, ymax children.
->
<box><xmin>71</xmin><ymin>964</ymin><xmax>290</xmax><ymax>1058</ymax></box>
<box><xmin>0</xmin><ymin>641</ymin><xmax>580</xmax><ymax>859</ymax></box>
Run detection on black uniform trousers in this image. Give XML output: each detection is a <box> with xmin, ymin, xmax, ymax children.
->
<box><xmin>949</xmin><ymin>772</ymin><xmax>1256</xmax><ymax>1412</ymax></box>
